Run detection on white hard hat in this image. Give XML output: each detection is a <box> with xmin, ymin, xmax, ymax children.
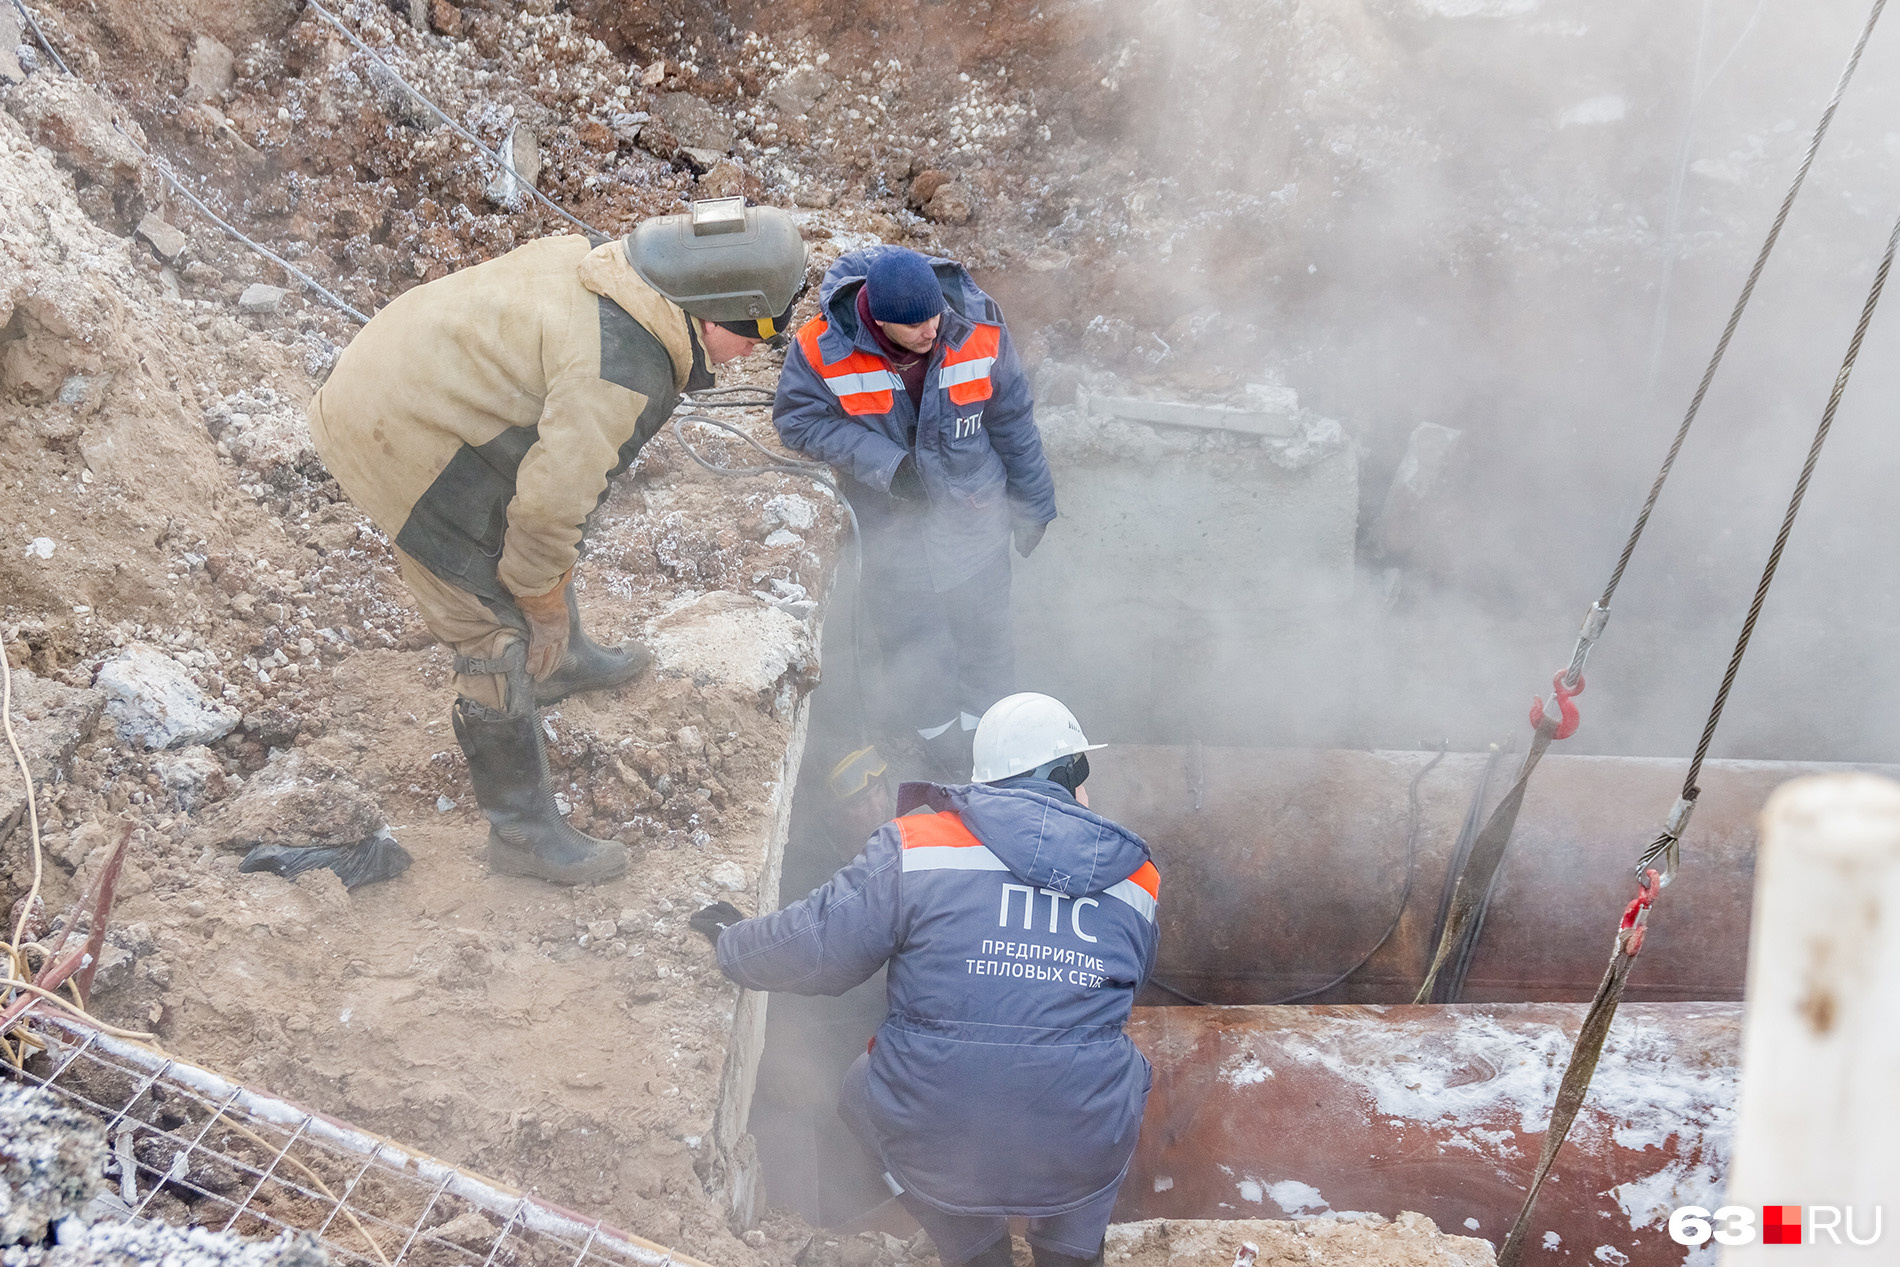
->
<box><xmin>971</xmin><ymin>692</ymin><xmax>1105</xmax><ymax>784</ymax></box>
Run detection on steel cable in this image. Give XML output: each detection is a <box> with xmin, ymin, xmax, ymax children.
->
<box><xmin>1413</xmin><ymin>0</ymin><xmax>1890</xmax><ymax>1009</ymax></box>
<box><xmin>8</xmin><ymin>0</ymin><xmax>371</xmax><ymax>323</ymax></box>
<box><xmin>1498</xmin><ymin>198</ymin><xmax>1900</xmax><ymax>1267</ymax></box>
<box><xmin>11</xmin><ymin>0</ymin><xmax>620</xmax><ymax>324</ymax></box>
<box><xmin>304</xmin><ymin>0</ymin><xmax>604</xmax><ymax>239</ymax></box>
<box><xmin>1599</xmin><ymin>0</ymin><xmax>1888</xmax><ymax>612</ymax></box>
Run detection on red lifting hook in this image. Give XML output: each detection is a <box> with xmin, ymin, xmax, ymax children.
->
<box><xmin>1530</xmin><ymin>671</ymin><xmax>1585</xmax><ymax>741</ymax></box>
<box><xmin>1619</xmin><ymin>868</ymin><xmax>1661</xmax><ymax>957</ymax></box>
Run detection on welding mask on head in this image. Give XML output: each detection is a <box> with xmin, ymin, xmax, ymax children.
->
<box><xmin>625</xmin><ymin>198</ymin><xmax>808</xmax><ymax>342</ymax></box>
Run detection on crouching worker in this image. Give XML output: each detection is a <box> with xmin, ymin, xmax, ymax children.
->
<box><xmin>310</xmin><ymin>198</ymin><xmax>806</xmax><ymax>885</ymax></box>
<box><xmin>693</xmin><ymin>694</ymin><xmax>1157</xmax><ymax>1267</ymax></box>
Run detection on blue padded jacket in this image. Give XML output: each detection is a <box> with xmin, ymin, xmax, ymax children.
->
<box><xmin>772</xmin><ymin>246</ymin><xmax>1057</xmax><ymax>593</ymax></box>
<box><xmin>716</xmin><ymin>779</ymin><xmax>1158</xmax><ymax>1216</ymax></box>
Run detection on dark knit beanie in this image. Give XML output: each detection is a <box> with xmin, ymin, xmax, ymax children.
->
<box><xmin>864</xmin><ymin>250</ymin><xmax>945</xmax><ymax>325</ymax></box>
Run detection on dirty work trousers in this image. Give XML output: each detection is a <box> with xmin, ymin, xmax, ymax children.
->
<box><xmin>392</xmin><ymin>548</ymin><xmax>524</xmax><ymax>712</ymax></box>
<box><xmin>860</xmin><ymin>531</ymin><xmax>1015</xmax><ymax>740</ymax></box>
<box><xmin>837</xmin><ymin>1054</ymin><xmax>1119</xmax><ymax>1265</ymax></box>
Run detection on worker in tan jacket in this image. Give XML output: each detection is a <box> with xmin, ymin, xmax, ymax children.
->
<box><xmin>310</xmin><ymin>199</ymin><xmax>807</xmax><ymax>886</ymax></box>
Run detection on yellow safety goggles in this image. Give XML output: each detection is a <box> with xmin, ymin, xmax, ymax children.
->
<box><xmin>827</xmin><ymin>746</ymin><xmax>889</xmax><ymax>800</ymax></box>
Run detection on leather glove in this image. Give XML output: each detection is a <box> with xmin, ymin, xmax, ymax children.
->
<box><xmin>1013</xmin><ymin>519</ymin><xmax>1048</xmax><ymax>558</ymax></box>
<box><xmin>690</xmin><ymin>901</ymin><xmax>746</xmax><ymax>944</ymax></box>
<box><xmin>888</xmin><ymin>456</ymin><xmax>926</xmax><ymax>502</ymax></box>
<box><xmin>510</xmin><ymin>568</ymin><xmax>572</xmax><ymax>682</ymax></box>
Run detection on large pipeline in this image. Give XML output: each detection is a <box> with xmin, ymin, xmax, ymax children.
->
<box><xmin>1088</xmin><ymin>748</ymin><xmax>1898</xmax><ymax>1004</ymax></box>
<box><xmin>755</xmin><ymin>748</ymin><xmax>1874</xmax><ymax>1234</ymax></box>
<box><xmin>1120</xmin><ymin>1002</ymin><xmax>1738</xmax><ymax>1264</ymax></box>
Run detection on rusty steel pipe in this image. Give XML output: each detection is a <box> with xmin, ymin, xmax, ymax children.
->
<box><xmin>1087</xmin><ymin>748</ymin><xmax>1898</xmax><ymax>1005</ymax></box>
<box><xmin>1119</xmin><ymin>1003</ymin><xmax>1738</xmax><ymax>1263</ymax></box>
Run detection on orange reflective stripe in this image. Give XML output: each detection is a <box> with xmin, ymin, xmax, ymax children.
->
<box><xmin>798</xmin><ymin>317</ymin><xmax>897</xmax><ymax>416</ymax></box>
<box><xmin>1125</xmin><ymin>860</ymin><xmax>1160</xmax><ymax>901</ymax></box>
<box><xmin>896</xmin><ymin>810</ymin><xmax>982</xmax><ymax>850</ymax></box>
<box><xmin>941</xmin><ymin>324</ymin><xmax>1002</xmax><ymax>406</ymax></box>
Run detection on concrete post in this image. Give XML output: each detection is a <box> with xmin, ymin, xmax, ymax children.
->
<box><xmin>1722</xmin><ymin>773</ymin><xmax>1900</xmax><ymax>1262</ymax></box>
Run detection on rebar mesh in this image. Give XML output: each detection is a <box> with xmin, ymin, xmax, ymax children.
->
<box><xmin>3</xmin><ymin>1016</ymin><xmax>706</xmax><ymax>1267</ymax></box>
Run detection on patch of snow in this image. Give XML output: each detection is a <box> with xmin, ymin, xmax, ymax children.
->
<box><xmin>1266</xmin><ymin>1180</ymin><xmax>1328</xmax><ymax>1215</ymax></box>
<box><xmin>1221</xmin><ymin>1054</ymin><xmax>1274</xmax><ymax>1087</ymax></box>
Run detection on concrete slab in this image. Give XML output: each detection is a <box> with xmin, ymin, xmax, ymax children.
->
<box><xmin>1077</xmin><ymin>385</ymin><xmax>1303</xmax><ymax>438</ymax></box>
<box><xmin>1012</xmin><ymin>405</ymin><xmax>1359</xmax><ymax>742</ymax></box>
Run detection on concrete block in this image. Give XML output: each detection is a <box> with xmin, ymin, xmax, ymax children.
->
<box><xmin>185</xmin><ymin>34</ymin><xmax>234</xmax><ymax>103</ymax></box>
<box><xmin>0</xmin><ymin>6</ymin><xmax>25</xmax><ymax>85</ymax></box>
<box><xmin>237</xmin><ymin>283</ymin><xmax>287</xmax><ymax>314</ymax></box>
<box><xmin>94</xmin><ymin>642</ymin><xmax>238</xmax><ymax>749</ymax></box>
<box><xmin>484</xmin><ymin>124</ymin><xmax>540</xmax><ymax>208</ymax></box>
<box><xmin>136</xmin><ymin>211</ymin><xmax>189</xmax><ymax>262</ymax></box>
<box><xmin>645</xmin><ymin>592</ymin><xmax>816</xmax><ymax>718</ymax></box>
<box><xmin>1078</xmin><ymin>383</ymin><xmax>1302</xmax><ymax>439</ymax></box>
<box><xmin>1012</xmin><ymin>405</ymin><xmax>1358</xmax><ymax>741</ymax></box>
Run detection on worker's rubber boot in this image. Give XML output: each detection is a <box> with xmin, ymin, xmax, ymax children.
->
<box><xmin>1030</xmin><ymin>1245</ymin><xmax>1103</xmax><ymax>1267</ymax></box>
<box><xmin>452</xmin><ymin>696</ymin><xmax>628</xmax><ymax>885</ymax></box>
<box><xmin>960</xmin><ymin>1238</ymin><xmax>1015</xmax><ymax>1267</ymax></box>
<box><xmin>534</xmin><ymin>585</ymin><xmax>653</xmax><ymax>707</ymax></box>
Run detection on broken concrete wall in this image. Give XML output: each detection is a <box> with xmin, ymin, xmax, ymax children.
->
<box><xmin>709</xmin><ymin>682</ymin><xmax>814</xmax><ymax>1231</ymax></box>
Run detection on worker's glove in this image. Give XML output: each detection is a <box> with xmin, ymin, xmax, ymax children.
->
<box><xmin>690</xmin><ymin>901</ymin><xmax>746</xmax><ymax>945</ymax></box>
<box><xmin>1013</xmin><ymin>519</ymin><xmax>1048</xmax><ymax>558</ymax></box>
<box><xmin>510</xmin><ymin>569</ymin><xmax>573</xmax><ymax>682</ymax></box>
<box><xmin>888</xmin><ymin>456</ymin><xmax>926</xmax><ymax>503</ymax></box>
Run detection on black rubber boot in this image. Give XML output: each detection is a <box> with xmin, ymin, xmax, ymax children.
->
<box><xmin>1030</xmin><ymin>1245</ymin><xmax>1103</xmax><ymax>1267</ymax></box>
<box><xmin>452</xmin><ymin>696</ymin><xmax>629</xmax><ymax>885</ymax></box>
<box><xmin>534</xmin><ymin>586</ymin><xmax>652</xmax><ymax>707</ymax></box>
<box><xmin>960</xmin><ymin>1237</ymin><xmax>1015</xmax><ymax>1267</ymax></box>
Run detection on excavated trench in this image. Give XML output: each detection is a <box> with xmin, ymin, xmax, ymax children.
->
<box><xmin>737</xmin><ymin>425</ymin><xmax>1879</xmax><ymax>1263</ymax></box>
<box><xmin>749</xmin><ymin>714</ymin><xmax>1818</xmax><ymax>1261</ymax></box>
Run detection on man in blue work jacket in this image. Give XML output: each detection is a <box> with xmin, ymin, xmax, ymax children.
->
<box><xmin>694</xmin><ymin>694</ymin><xmax>1157</xmax><ymax>1267</ymax></box>
<box><xmin>773</xmin><ymin>246</ymin><xmax>1058</xmax><ymax>779</ymax></box>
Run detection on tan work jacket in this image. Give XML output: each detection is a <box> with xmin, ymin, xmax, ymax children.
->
<box><xmin>309</xmin><ymin>234</ymin><xmax>710</xmax><ymax>606</ymax></box>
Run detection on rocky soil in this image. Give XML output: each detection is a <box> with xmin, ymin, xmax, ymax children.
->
<box><xmin>1</xmin><ymin>7</ymin><xmax>858</xmax><ymax>1262</ymax></box>
<box><xmin>1105</xmin><ymin>1218</ymin><xmax>1493</xmax><ymax>1267</ymax></box>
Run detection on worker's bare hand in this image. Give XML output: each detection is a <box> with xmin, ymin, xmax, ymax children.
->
<box><xmin>512</xmin><ymin>571</ymin><xmax>573</xmax><ymax>682</ymax></box>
